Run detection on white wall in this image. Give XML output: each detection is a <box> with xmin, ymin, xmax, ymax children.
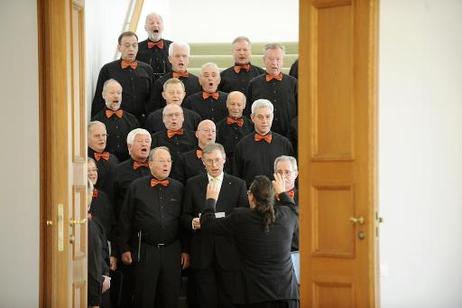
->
<box><xmin>137</xmin><ymin>0</ymin><xmax>299</xmax><ymax>43</ymax></box>
<box><xmin>379</xmin><ymin>0</ymin><xmax>462</xmax><ymax>307</ymax></box>
<box><xmin>0</xmin><ymin>0</ymin><xmax>40</xmax><ymax>307</ymax></box>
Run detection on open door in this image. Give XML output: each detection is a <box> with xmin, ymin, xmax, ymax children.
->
<box><xmin>298</xmin><ymin>0</ymin><xmax>379</xmax><ymax>307</ymax></box>
<box><xmin>39</xmin><ymin>0</ymin><xmax>87</xmax><ymax>306</ymax></box>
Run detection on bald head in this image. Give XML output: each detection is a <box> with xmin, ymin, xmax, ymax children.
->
<box><xmin>196</xmin><ymin>120</ymin><xmax>216</xmax><ymax>149</ymax></box>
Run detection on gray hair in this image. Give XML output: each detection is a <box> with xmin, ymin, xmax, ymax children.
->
<box><xmin>162</xmin><ymin>104</ymin><xmax>183</xmax><ymax>117</ymax></box>
<box><xmin>274</xmin><ymin>155</ymin><xmax>298</xmax><ymax>172</ymax></box>
<box><xmin>162</xmin><ymin>77</ymin><xmax>185</xmax><ymax>92</ymax></box>
<box><xmin>232</xmin><ymin>36</ymin><xmax>251</xmax><ymax>46</ymax></box>
<box><xmin>126</xmin><ymin>128</ymin><xmax>151</xmax><ymax>145</ymax></box>
<box><xmin>102</xmin><ymin>78</ymin><xmax>122</xmax><ymax>93</ymax></box>
<box><xmin>202</xmin><ymin>142</ymin><xmax>226</xmax><ymax>158</ymax></box>
<box><xmin>87</xmin><ymin>121</ymin><xmax>106</xmax><ymax>134</ymax></box>
<box><xmin>251</xmin><ymin>99</ymin><xmax>274</xmax><ymax>115</ymax></box>
<box><xmin>149</xmin><ymin>146</ymin><xmax>170</xmax><ymax>161</ymax></box>
<box><xmin>199</xmin><ymin>62</ymin><xmax>219</xmax><ymax>77</ymax></box>
<box><xmin>226</xmin><ymin>91</ymin><xmax>246</xmax><ymax>106</ymax></box>
<box><xmin>263</xmin><ymin>43</ymin><xmax>285</xmax><ymax>55</ymax></box>
<box><xmin>145</xmin><ymin>12</ymin><xmax>163</xmax><ymax>24</ymax></box>
<box><xmin>168</xmin><ymin>41</ymin><xmax>190</xmax><ymax>57</ymax></box>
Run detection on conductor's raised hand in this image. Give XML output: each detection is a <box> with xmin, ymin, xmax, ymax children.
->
<box><xmin>272</xmin><ymin>172</ymin><xmax>286</xmax><ymax>195</ymax></box>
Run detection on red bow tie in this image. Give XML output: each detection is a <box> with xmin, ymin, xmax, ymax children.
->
<box><xmin>148</xmin><ymin>40</ymin><xmax>164</xmax><ymax>49</ymax></box>
<box><xmin>233</xmin><ymin>64</ymin><xmax>250</xmax><ymax>73</ymax></box>
<box><xmin>172</xmin><ymin>71</ymin><xmax>189</xmax><ymax>78</ymax></box>
<box><xmin>167</xmin><ymin>129</ymin><xmax>184</xmax><ymax>138</ymax></box>
<box><xmin>121</xmin><ymin>60</ymin><xmax>138</xmax><ymax>69</ymax></box>
<box><xmin>133</xmin><ymin>160</ymin><xmax>149</xmax><ymax>170</ymax></box>
<box><xmin>105</xmin><ymin>109</ymin><xmax>124</xmax><ymax>118</ymax></box>
<box><xmin>92</xmin><ymin>189</ymin><xmax>99</xmax><ymax>198</ymax></box>
<box><xmin>196</xmin><ymin>149</ymin><xmax>203</xmax><ymax>159</ymax></box>
<box><xmin>202</xmin><ymin>91</ymin><xmax>219</xmax><ymax>100</ymax></box>
<box><xmin>287</xmin><ymin>190</ymin><xmax>295</xmax><ymax>199</ymax></box>
<box><xmin>226</xmin><ymin>117</ymin><xmax>244</xmax><ymax>127</ymax></box>
<box><xmin>151</xmin><ymin>178</ymin><xmax>169</xmax><ymax>187</ymax></box>
<box><xmin>254</xmin><ymin>133</ymin><xmax>272</xmax><ymax>143</ymax></box>
<box><xmin>94</xmin><ymin>151</ymin><xmax>110</xmax><ymax>161</ymax></box>
<box><xmin>265</xmin><ymin>73</ymin><xmax>283</xmax><ymax>81</ymax></box>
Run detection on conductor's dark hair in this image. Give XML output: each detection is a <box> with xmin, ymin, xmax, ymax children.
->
<box><xmin>249</xmin><ymin>175</ymin><xmax>276</xmax><ymax>232</ymax></box>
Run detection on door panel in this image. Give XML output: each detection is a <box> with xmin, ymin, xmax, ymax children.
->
<box><xmin>299</xmin><ymin>0</ymin><xmax>378</xmax><ymax>307</ymax></box>
<box><xmin>39</xmin><ymin>0</ymin><xmax>87</xmax><ymax>307</ymax></box>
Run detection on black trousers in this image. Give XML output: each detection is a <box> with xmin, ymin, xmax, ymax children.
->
<box><xmin>194</xmin><ymin>265</ymin><xmax>238</xmax><ymax>308</ymax></box>
<box><xmin>133</xmin><ymin>241</ymin><xmax>182</xmax><ymax>308</ymax></box>
<box><xmin>237</xmin><ymin>300</ymin><xmax>299</xmax><ymax>308</ymax></box>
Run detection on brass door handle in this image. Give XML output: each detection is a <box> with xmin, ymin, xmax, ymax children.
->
<box><xmin>350</xmin><ymin>216</ymin><xmax>365</xmax><ymax>225</ymax></box>
<box><xmin>46</xmin><ymin>220</ymin><xmax>53</xmax><ymax>226</ymax></box>
<box><xmin>70</xmin><ymin>218</ymin><xmax>87</xmax><ymax>226</ymax></box>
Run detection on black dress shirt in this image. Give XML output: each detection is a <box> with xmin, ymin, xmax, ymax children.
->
<box><xmin>90</xmin><ymin>189</ymin><xmax>115</xmax><ymax>241</ymax></box>
<box><xmin>112</xmin><ymin>158</ymin><xmax>151</xmax><ymax>218</ymax></box>
<box><xmin>91</xmin><ymin>59</ymin><xmax>153</xmax><ymax>125</ymax></box>
<box><xmin>117</xmin><ymin>175</ymin><xmax>184</xmax><ymax>254</ymax></box>
<box><xmin>88</xmin><ymin>148</ymin><xmax>119</xmax><ymax>198</ymax></box>
<box><xmin>289</xmin><ymin>59</ymin><xmax>299</xmax><ymax>79</ymax></box>
<box><xmin>150</xmin><ymin>129</ymin><xmax>197</xmax><ymax>166</ymax></box>
<box><xmin>144</xmin><ymin>107</ymin><xmax>201</xmax><ymax>135</ymax></box>
<box><xmin>136</xmin><ymin>39</ymin><xmax>172</xmax><ymax>79</ymax></box>
<box><xmin>233</xmin><ymin>132</ymin><xmax>293</xmax><ymax>187</ymax></box>
<box><xmin>219</xmin><ymin>64</ymin><xmax>265</xmax><ymax>97</ymax></box>
<box><xmin>246</xmin><ymin>73</ymin><xmax>298</xmax><ymax>138</ymax></box>
<box><xmin>216</xmin><ymin>116</ymin><xmax>254</xmax><ymax>173</ymax></box>
<box><xmin>92</xmin><ymin>109</ymin><xmax>140</xmax><ymax>162</ymax></box>
<box><xmin>171</xmin><ymin>149</ymin><xmax>207</xmax><ymax>183</ymax></box>
<box><xmin>149</xmin><ymin>72</ymin><xmax>202</xmax><ymax>112</ymax></box>
<box><xmin>182</xmin><ymin>91</ymin><xmax>228</xmax><ymax>123</ymax></box>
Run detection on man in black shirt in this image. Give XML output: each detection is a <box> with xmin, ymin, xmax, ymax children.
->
<box><xmin>234</xmin><ymin>99</ymin><xmax>293</xmax><ymax>187</ymax></box>
<box><xmin>88</xmin><ymin>121</ymin><xmax>119</xmax><ymax>197</ymax></box>
<box><xmin>92</xmin><ymin>31</ymin><xmax>153</xmax><ymax>126</ymax></box>
<box><xmin>151</xmin><ymin>103</ymin><xmax>197</xmax><ymax>167</ymax></box>
<box><xmin>145</xmin><ymin>78</ymin><xmax>201</xmax><ymax>134</ymax></box>
<box><xmin>172</xmin><ymin>119</ymin><xmax>216</xmax><ymax>183</ymax></box>
<box><xmin>92</xmin><ymin>79</ymin><xmax>140</xmax><ymax>162</ymax></box>
<box><xmin>274</xmin><ymin>155</ymin><xmax>299</xmax><ymax>251</ymax></box>
<box><xmin>111</xmin><ymin>128</ymin><xmax>152</xmax><ymax>307</ymax></box>
<box><xmin>219</xmin><ymin>36</ymin><xmax>265</xmax><ymax>97</ymax></box>
<box><xmin>149</xmin><ymin>42</ymin><xmax>201</xmax><ymax>112</ymax></box>
<box><xmin>247</xmin><ymin>43</ymin><xmax>298</xmax><ymax>138</ymax></box>
<box><xmin>183</xmin><ymin>62</ymin><xmax>228</xmax><ymax>124</ymax></box>
<box><xmin>118</xmin><ymin>146</ymin><xmax>189</xmax><ymax>308</ymax></box>
<box><xmin>216</xmin><ymin>91</ymin><xmax>253</xmax><ymax>173</ymax></box>
<box><xmin>137</xmin><ymin>12</ymin><xmax>172</xmax><ymax>80</ymax></box>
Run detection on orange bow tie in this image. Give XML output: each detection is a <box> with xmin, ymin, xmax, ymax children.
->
<box><xmin>265</xmin><ymin>73</ymin><xmax>283</xmax><ymax>81</ymax></box>
<box><xmin>105</xmin><ymin>109</ymin><xmax>124</xmax><ymax>118</ymax></box>
<box><xmin>121</xmin><ymin>60</ymin><xmax>138</xmax><ymax>69</ymax></box>
<box><xmin>151</xmin><ymin>178</ymin><xmax>169</xmax><ymax>187</ymax></box>
<box><xmin>233</xmin><ymin>64</ymin><xmax>250</xmax><ymax>73</ymax></box>
<box><xmin>167</xmin><ymin>129</ymin><xmax>184</xmax><ymax>138</ymax></box>
<box><xmin>94</xmin><ymin>151</ymin><xmax>110</xmax><ymax>161</ymax></box>
<box><xmin>92</xmin><ymin>189</ymin><xmax>99</xmax><ymax>198</ymax></box>
<box><xmin>226</xmin><ymin>117</ymin><xmax>244</xmax><ymax>127</ymax></box>
<box><xmin>202</xmin><ymin>91</ymin><xmax>219</xmax><ymax>100</ymax></box>
<box><xmin>147</xmin><ymin>40</ymin><xmax>164</xmax><ymax>49</ymax></box>
<box><xmin>287</xmin><ymin>190</ymin><xmax>295</xmax><ymax>199</ymax></box>
<box><xmin>133</xmin><ymin>160</ymin><xmax>149</xmax><ymax>170</ymax></box>
<box><xmin>173</xmin><ymin>71</ymin><xmax>189</xmax><ymax>78</ymax></box>
<box><xmin>196</xmin><ymin>149</ymin><xmax>203</xmax><ymax>159</ymax></box>
<box><xmin>254</xmin><ymin>133</ymin><xmax>272</xmax><ymax>143</ymax></box>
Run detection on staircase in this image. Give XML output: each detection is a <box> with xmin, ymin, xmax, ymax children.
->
<box><xmin>188</xmin><ymin>42</ymin><xmax>298</xmax><ymax>75</ymax></box>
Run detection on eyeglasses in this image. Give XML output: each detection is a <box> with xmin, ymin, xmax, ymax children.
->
<box><xmin>203</xmin><ymin>158</ymin><xmax>222</xmax><ymax>165</ymax></box>
<box><xmin>276</xmin><ymin>170</ymin><xmax>294</xmax><ymax>176</ymax></box>
<box><xmin>198</xmin><ymin>129</ymin><xmax>216</xmax><ymax>134</ymax></box>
